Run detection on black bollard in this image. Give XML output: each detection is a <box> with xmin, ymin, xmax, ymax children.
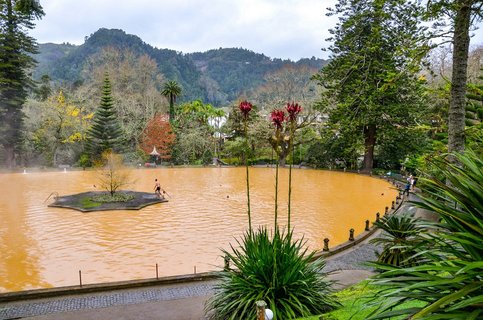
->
<box><xmin>323</xmin><ymin>238</ymin><xmax>330</xmax><ymax>251</ymax></box>
<box><xmin>349</xmin><ymin>228</ymin><xmax>355</xmax><ymax>241</ymax></box>
<box><xmin>392</xmin><ymin>201</ymin><xmax>395</xmax><ymax>209</ymax></box>
<box><xmin>365</xmin><ymin>219</ymin><xmax>370</xmax><ymax>231</ymax></box>
<box><xmin>376</xmin><ymin>212</ymin><xmax>380</xmax><ymax>222</ymax></box>
<box><xmin>385</xmin><ymin>206</ymin><xmax>389</xmax><ymax>214</ymax></box>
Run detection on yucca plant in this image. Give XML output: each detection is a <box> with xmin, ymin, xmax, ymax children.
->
<box><xmin>367</xmin><ymin>151</ymin><xmax>483</xmax><ymax>319</ymax></box>
<box><xmin>206</xmin><ymin>228</ymin><xmax>338</xmax><ymax>319</ymax></box>
<box><xmin>371</xmin><ymin>214</ymin><xmax>424</xmax><ymax>267</ymax></box>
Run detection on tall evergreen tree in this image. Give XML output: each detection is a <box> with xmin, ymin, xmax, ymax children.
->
<box><xmin>161</xmin><ymin>80</ymin><xmax>182</xmax><ymax>123</ymax></box>
<box><xmin>314</xmin><ymin>0</ymin><xmax>429</xmax><ymax>172</ymax></box>
<box><xmin>0</xmin><ymin>0</ymin><xmax>44</xmax><ymax>168</ymax></box>
<box><xmin>86</xmin><ymin>74</ymin><xmax>124</xmax><ymax>159</ymax></box>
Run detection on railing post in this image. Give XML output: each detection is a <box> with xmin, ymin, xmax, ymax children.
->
<box><xmin>224</xmin><ymin>255</ymin><xmax>230</xmax><ymax>271</ymax></box>
<box><xmin>349</xmin><ymin>228</ymin><xmax>355</xmax><ymax>241</ymax></box>
<box><xmin>79</xmin><ymin>270</ymin><xmax>82</xmax><ymax>287</ymax></box>
<box><xmin>156</xmin><ymin>263</ymin><xmax>159</xmax><ymax>279</ymax></box>
<box><xmin>256</xmin><ymin>301</ymin><xmax>267</xmax><ymax>320</ymax></box>
<box><xmin>323</xmin><ymin>238</ymin><xmax>330</xmax><ymax>251</ymax></box>
<box><xmin>365</xmin><ymin>219</ymin><xmax>370</xmax><ymax>231</ymax></box>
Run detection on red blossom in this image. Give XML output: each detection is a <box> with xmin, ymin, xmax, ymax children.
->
<box><xmin>239</xmin><ymin>100</ymin><xmax>253</xmax><ymax>119</ymax></box>
<box><xmin>270</xmin><ymin>109</ymin><xmax>286</xmax><ymax>129</ymax></box>
<box><xmin>286</xmin><ymin>102</ymin><xmax>302</xmax><ymax>122</ymax></box>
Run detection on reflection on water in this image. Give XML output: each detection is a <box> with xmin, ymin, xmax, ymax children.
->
<box><xmin>0</xmin><ymin>167</ymin><xmax>397</xmax><ymax>292</ymax></box>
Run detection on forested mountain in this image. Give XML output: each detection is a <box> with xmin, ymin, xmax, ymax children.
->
<box><xmin>33</xmin><ymin>28</ymin><xmax>327</xmax><ymax>105</ymax></box>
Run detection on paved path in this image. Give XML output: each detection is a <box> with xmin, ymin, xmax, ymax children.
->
<box><xmin>0</xmin><ymin>195</ymin><xmax>421</xmax><ymax>320</ymax></box>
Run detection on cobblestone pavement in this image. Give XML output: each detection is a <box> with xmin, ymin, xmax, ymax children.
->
<box><xmin>0</xmin><ymin>196</ymin><xmax>419</xmax><ymax>320</ymax></box>
<box><xmin>0</xmin><ymin>282</ymin><xmax>216</xmax><ymax>320</ymax></box>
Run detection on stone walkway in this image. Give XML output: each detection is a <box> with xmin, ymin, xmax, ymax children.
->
<box><xmin>0</xmin><ymin>195</ymin><xmax>420</xmax><ymax>320</ymax></box>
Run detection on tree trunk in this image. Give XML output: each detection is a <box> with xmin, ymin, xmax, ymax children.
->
<box><xmin>362</xmin><ymin>124</ymin><xmax>376</xmax><ymax>173</ymax></box>
<box><xmin>169</xmin><ymin>95</ymin><xmax>175</xmax><ymax>123</ymax></box>
<box><xmin>448</xmin><ymin>2</ymin><xmax>471</xmax><ymax>153</ymax></box>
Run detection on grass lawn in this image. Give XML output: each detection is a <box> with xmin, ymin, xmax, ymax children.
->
<box><xmin>296</xmin><ymin>281</ymin><xmax>424</xmax><ymax>320</ymax></box>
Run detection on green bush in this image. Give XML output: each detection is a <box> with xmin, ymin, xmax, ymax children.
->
<box><xmin>221</xmin><ymin>157</ymin><xmax>240</xmax><ymax>165</ymax></box>
<box><xmin>91</xmin><ymin>192</ymin><xmax>134</xmax><ymax>203</ymax></box>
<box><xmin>371</xmin><ymin>214</ymin><xmax>423</xmax><ymax>267</ymax></box>
<box><xmin>206</xmin><ymin>228</ymin><xmax>338</xmax><ymax>319</ymax></box>
<box><xmin>78</xmin><ymin>154</ymin><xmax>91</xmax><ymax>168</ymax></box>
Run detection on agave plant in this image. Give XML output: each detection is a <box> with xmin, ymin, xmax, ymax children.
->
<box><xmin>205</xmin><ymin>228</ymin><xmax>338</xmax><ymax>319</ymax></box>
<box><xmin>371</xmin><ymin>214</ymin><xmax>424</xmax><ymax>267</ymax></box>
<box><xmin>368</xmin><ymin>151</ymin><xmax>483</xmax><ymax>320</ymax></box>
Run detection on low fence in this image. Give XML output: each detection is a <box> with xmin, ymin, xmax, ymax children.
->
<box><xmin>0</xmin><ymin>177</ymin><xmax>406</xmax><ymax>303</ymax></box>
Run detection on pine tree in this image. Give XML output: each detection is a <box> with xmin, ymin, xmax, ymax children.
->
<box><xmin>0</xmin><ymin>0</ymin><xmax>44</xmax><ymax>168</ymax></box>
<box><xmin>314</xmin><ymin>0</ymin><xmax>429</xmax><ymax>172</ymax></box>
<box><xmin>86</xmin><ymin>74</ymin><xmax>124</xmax><ymax>159</ymax></box>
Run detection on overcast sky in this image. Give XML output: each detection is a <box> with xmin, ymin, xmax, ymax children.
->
<box><xmin>30</xmin><ymin>0</ymin><xmax>482</xmax><ymax>61</ymax></box>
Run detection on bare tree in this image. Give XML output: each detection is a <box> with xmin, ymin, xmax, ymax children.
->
<box><xmin>97</xmin><ymin>151</ymin><xmax>131</xmax><ymax>196</ymax></box>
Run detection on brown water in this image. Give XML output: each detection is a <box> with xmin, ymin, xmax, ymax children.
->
<box><xmin>0</xmin><ymin>167</ymin><xmax>397</xmax><ymax>292</ymax></box>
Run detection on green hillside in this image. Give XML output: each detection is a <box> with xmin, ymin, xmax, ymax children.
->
<box><xmin>33</xmin><ymin>28</ymin><xmax>327</xmax><ymax>105</ymax></box>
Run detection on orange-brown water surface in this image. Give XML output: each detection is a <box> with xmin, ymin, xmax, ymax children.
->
<box><xmin>0</xmin><ymin>167</ymin><xmax>397</xmax><ymax>292</ymax></box>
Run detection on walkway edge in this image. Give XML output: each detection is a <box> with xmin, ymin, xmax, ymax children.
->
<box><xmin>0</xmin><ymin>273</ymin><xmax>217</xmax><ymax>303</ymax></box>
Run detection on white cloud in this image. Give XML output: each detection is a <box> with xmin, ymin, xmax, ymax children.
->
<box><xmin>30</xmin><ymin>0</ymin><xmax>482</xmax><ymax>60</ymax></box>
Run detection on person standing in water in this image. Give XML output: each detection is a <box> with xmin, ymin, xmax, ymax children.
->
<box><xmin>154</xmin><ymin>179</ymin><xmax>161</xmax><ymax>198</ymax></box>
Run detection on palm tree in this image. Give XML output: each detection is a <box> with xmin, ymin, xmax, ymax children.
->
<box><xmin>161</xmin><ymin>80</ymin><xmax>182</xmax><ymax>123</ymax></box>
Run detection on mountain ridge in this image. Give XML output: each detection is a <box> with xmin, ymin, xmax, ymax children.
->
<box><xmin>34</xmin><ymin>28</ymin><xmax>328</xmax><ymax>105</ymax></box>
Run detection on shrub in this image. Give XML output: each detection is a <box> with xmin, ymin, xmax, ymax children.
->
<box><xmin>371</xmin><ymin>214</ymin><xmax>423</xmax><ymax>267</ymax></box>
<box><xmin>367</xmin><ymin>151</ymin><xmax>483</xmax><ymax>319</ymax></box>
<box><xmin>206</xmin><ymin>228</ymin><xmax>338</xmax><ymax>319</ymax></box>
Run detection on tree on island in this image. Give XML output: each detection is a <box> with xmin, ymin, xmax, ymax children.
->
<box><xmin>161</xmin><ymin>80</ymin><xmax>182</xmax><ymax>123</ymax></box>
<box><xmin>97</xmin><ymin>151</ymin><xmax>131</xmax><ymax>197</ymax></box>
<box><xmin>314</xmin><ymin>0</ymin><xmax>429</xmax><ymax>172</ymax></box>
<box><xmin>85</xmin><ymin>73</ymin><xmax>124</xmax><ymax>159</ymax></box>
<box><xmin>0</xmin><ymin>0</ymin><xmax>44</xmax><ymax>168</ymax></box>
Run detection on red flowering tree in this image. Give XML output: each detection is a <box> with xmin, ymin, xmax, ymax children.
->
<box><xmin>139</xmin><ymin>114</ymin><xmax>176</xmax><ymax>161</ymax></box>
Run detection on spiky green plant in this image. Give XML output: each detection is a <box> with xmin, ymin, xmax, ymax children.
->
<box><xmin>206</xmin><ymin>228</ymin><xmax>338</xmax><ymax>320</ymax></box>
<box><xmin>367</xmin><ymin>151</ymin><xmax>483</xmax><ymax>319</ymax></box>
<box><xmin>371</xmin><ymin>214</ymin><xmax>424</xmax><ymax>267</ymax></box>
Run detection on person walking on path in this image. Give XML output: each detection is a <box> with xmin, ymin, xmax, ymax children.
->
<box><xmin>404</xmin><ymin>181</ymin><xmax>411</xmax><ymax>197</ymax></box>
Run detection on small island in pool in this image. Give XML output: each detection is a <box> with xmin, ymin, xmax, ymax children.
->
<box><xmin>48</xmin><ymin>191</ymin><xmax>168</xmax><ymax>212</ymax></box>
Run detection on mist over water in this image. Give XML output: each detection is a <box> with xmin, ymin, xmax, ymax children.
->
<box><xmin>0</xmin><ymin>167</ymin><xmax>397</xmax><ymax>292</ymax></box>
